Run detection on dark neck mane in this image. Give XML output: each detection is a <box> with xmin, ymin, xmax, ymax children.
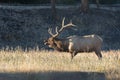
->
<box><xmin>54</xmin><ymin>38</ymin><xmax>69</xmax><ymax>52</ymax></box>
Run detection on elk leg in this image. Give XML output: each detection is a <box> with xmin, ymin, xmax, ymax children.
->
<box><xmin>95</xmin><ymin>50</ymin><xmax>102</xmax><ymax>60</ymax></box>
<box><xmin>71</xmin><ymin>51</ymin><xmax>77</xmax><ymax>60</ymax></box>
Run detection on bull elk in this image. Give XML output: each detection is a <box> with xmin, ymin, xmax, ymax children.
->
<box><xmin>44</xmin><ymin>18</ymin><xmax>103</xmax><ymax>60</ymax></box>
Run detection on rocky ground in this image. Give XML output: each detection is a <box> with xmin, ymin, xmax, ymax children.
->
<box><xmin>0</xmin><ymin>4</ymin><xmax>120</xmax><ymax>50</ymax></box>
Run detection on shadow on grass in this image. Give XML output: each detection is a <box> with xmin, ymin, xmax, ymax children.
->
<box><xmin>0</xmin><ymin>71</ymin><xmax>106</xmax><ymax>80</ymax></box>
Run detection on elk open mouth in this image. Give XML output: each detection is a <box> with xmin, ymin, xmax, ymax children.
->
<box><xmin>44</xmin><ymin>42</ymin><xmax>52</xmax><ymax>47</ymax></box>
<box><xmin>48</xmin><ymin>45</ymin><xmax>52</xmax><ymax>47</ymax></box>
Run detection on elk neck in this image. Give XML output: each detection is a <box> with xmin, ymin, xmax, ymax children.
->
<box><xmin>53</xmin><ymin>37</ymin><xmax>69</xmax><ymax>52</ymax></box>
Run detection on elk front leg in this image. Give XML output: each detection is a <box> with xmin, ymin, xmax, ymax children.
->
<box><xmin>70</xmin><ymin>51</ymin><xmax>77</xmax><ymax>60</ymax></box>
<box><xmin>95</xmin><ymin>50</ymin><xmax>102</xmax><ymax>60</ymax></box>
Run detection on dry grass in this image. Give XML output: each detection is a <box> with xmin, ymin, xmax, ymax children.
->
<box><xmin>0</xmin><ymin>49</ymin><xmax>120</xmax><ymax>80</ymax></box>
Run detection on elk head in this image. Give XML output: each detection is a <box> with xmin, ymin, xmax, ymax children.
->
<box><xmin>44</xmin><ymin>17</ymin><xmax>75</xmax><ymax>49</ymax></box>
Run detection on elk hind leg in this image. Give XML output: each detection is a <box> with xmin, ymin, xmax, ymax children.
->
<box><xmin>95</xmin><ymin>50</ymin><xmax>102</xmax><ymax>60</ymax></box>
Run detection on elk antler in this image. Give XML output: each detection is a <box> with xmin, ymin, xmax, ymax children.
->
<box><xmin>48</xmin><ymin>17</ymin><xmax>76</xmax><ymax>37</ymax></box>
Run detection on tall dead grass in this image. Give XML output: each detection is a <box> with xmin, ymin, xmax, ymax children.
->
<box><xmin>0</xmin><ymin>49</ymin><xmax>119</xmax><ymax>80</ymax></box>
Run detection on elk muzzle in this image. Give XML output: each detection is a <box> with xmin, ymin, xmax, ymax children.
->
<box><xmin>44</xmin><ymin>40</ymin><xmax>54</xmax><ymax>48</ymax></box>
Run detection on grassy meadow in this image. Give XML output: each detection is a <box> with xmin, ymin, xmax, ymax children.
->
<box><xmin>0</xmin><ymin>48</ymin><xmax>120</xmax><ymax>80</ymax></box>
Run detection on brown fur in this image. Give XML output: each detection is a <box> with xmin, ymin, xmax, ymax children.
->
<box><xmin>44</xmin><ymin>37</ymin><xmax>69</xmax><ymax>52</ymax></box>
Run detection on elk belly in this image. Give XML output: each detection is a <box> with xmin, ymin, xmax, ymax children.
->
<box><xmin>78</xmin><ymin>46</ymin><xmax>94</xmax><ymax>52</ymax></box>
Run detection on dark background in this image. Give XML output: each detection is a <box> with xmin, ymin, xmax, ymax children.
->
<box><xmin>0</xmin><ymin>0</ymin><xmax>120</xmax><ymax>4</ymax></box>
<box><xmin>0</xmin><ymin>0</ymin><xmax>120</xmax><ymax>51</ymax></box>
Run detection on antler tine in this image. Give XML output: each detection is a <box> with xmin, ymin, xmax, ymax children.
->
<box><xmin>70</xmin><ymin>20</ymin><xmax>76</xmax><ymax>27</ymax></box>
<box><xmin>48</xmin><ymin>17</ymin><xmax>76</xmax><ymax>38</ymax></box>
<box><xmin>52</xmin><ymin>26</ymin><xmax>59</xmax><ymax>37</ymax></box>
<box><xmin>59</xmin><ymin>17</ymin><xmax>66</xmax><ymax>32</ymax></box>
<box><xmin>50</xmin><ymin>17</ymin><xmax>66</xmax><ymax>37</ymax></box>
<box><xmin>55</xmin><ymin>26</ymin><xmax>59</xmax><ymax>34</ymax></box>
<box><xmin>48</xmin><ymin>28</ymin><xmax>54</xmax><ymax>36</ymax></box>
<box><xmin>62</xmin><ymin>17</ymin><xmax>65</xmax><ymax>27</ymax></box>
<box><xmin>48</xmin><ymin>27</ymin><xmax>59</xmax><ymax>37</ymax></box>
<box><xmin>59</xmin><ymin>18</ymin><xmax>76</xmax><ymax>32</ymax></box>
<box><xmin>64</xmin><ymin>21</ymin><xmax>76</xmax><ymax>28</ymax></box>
